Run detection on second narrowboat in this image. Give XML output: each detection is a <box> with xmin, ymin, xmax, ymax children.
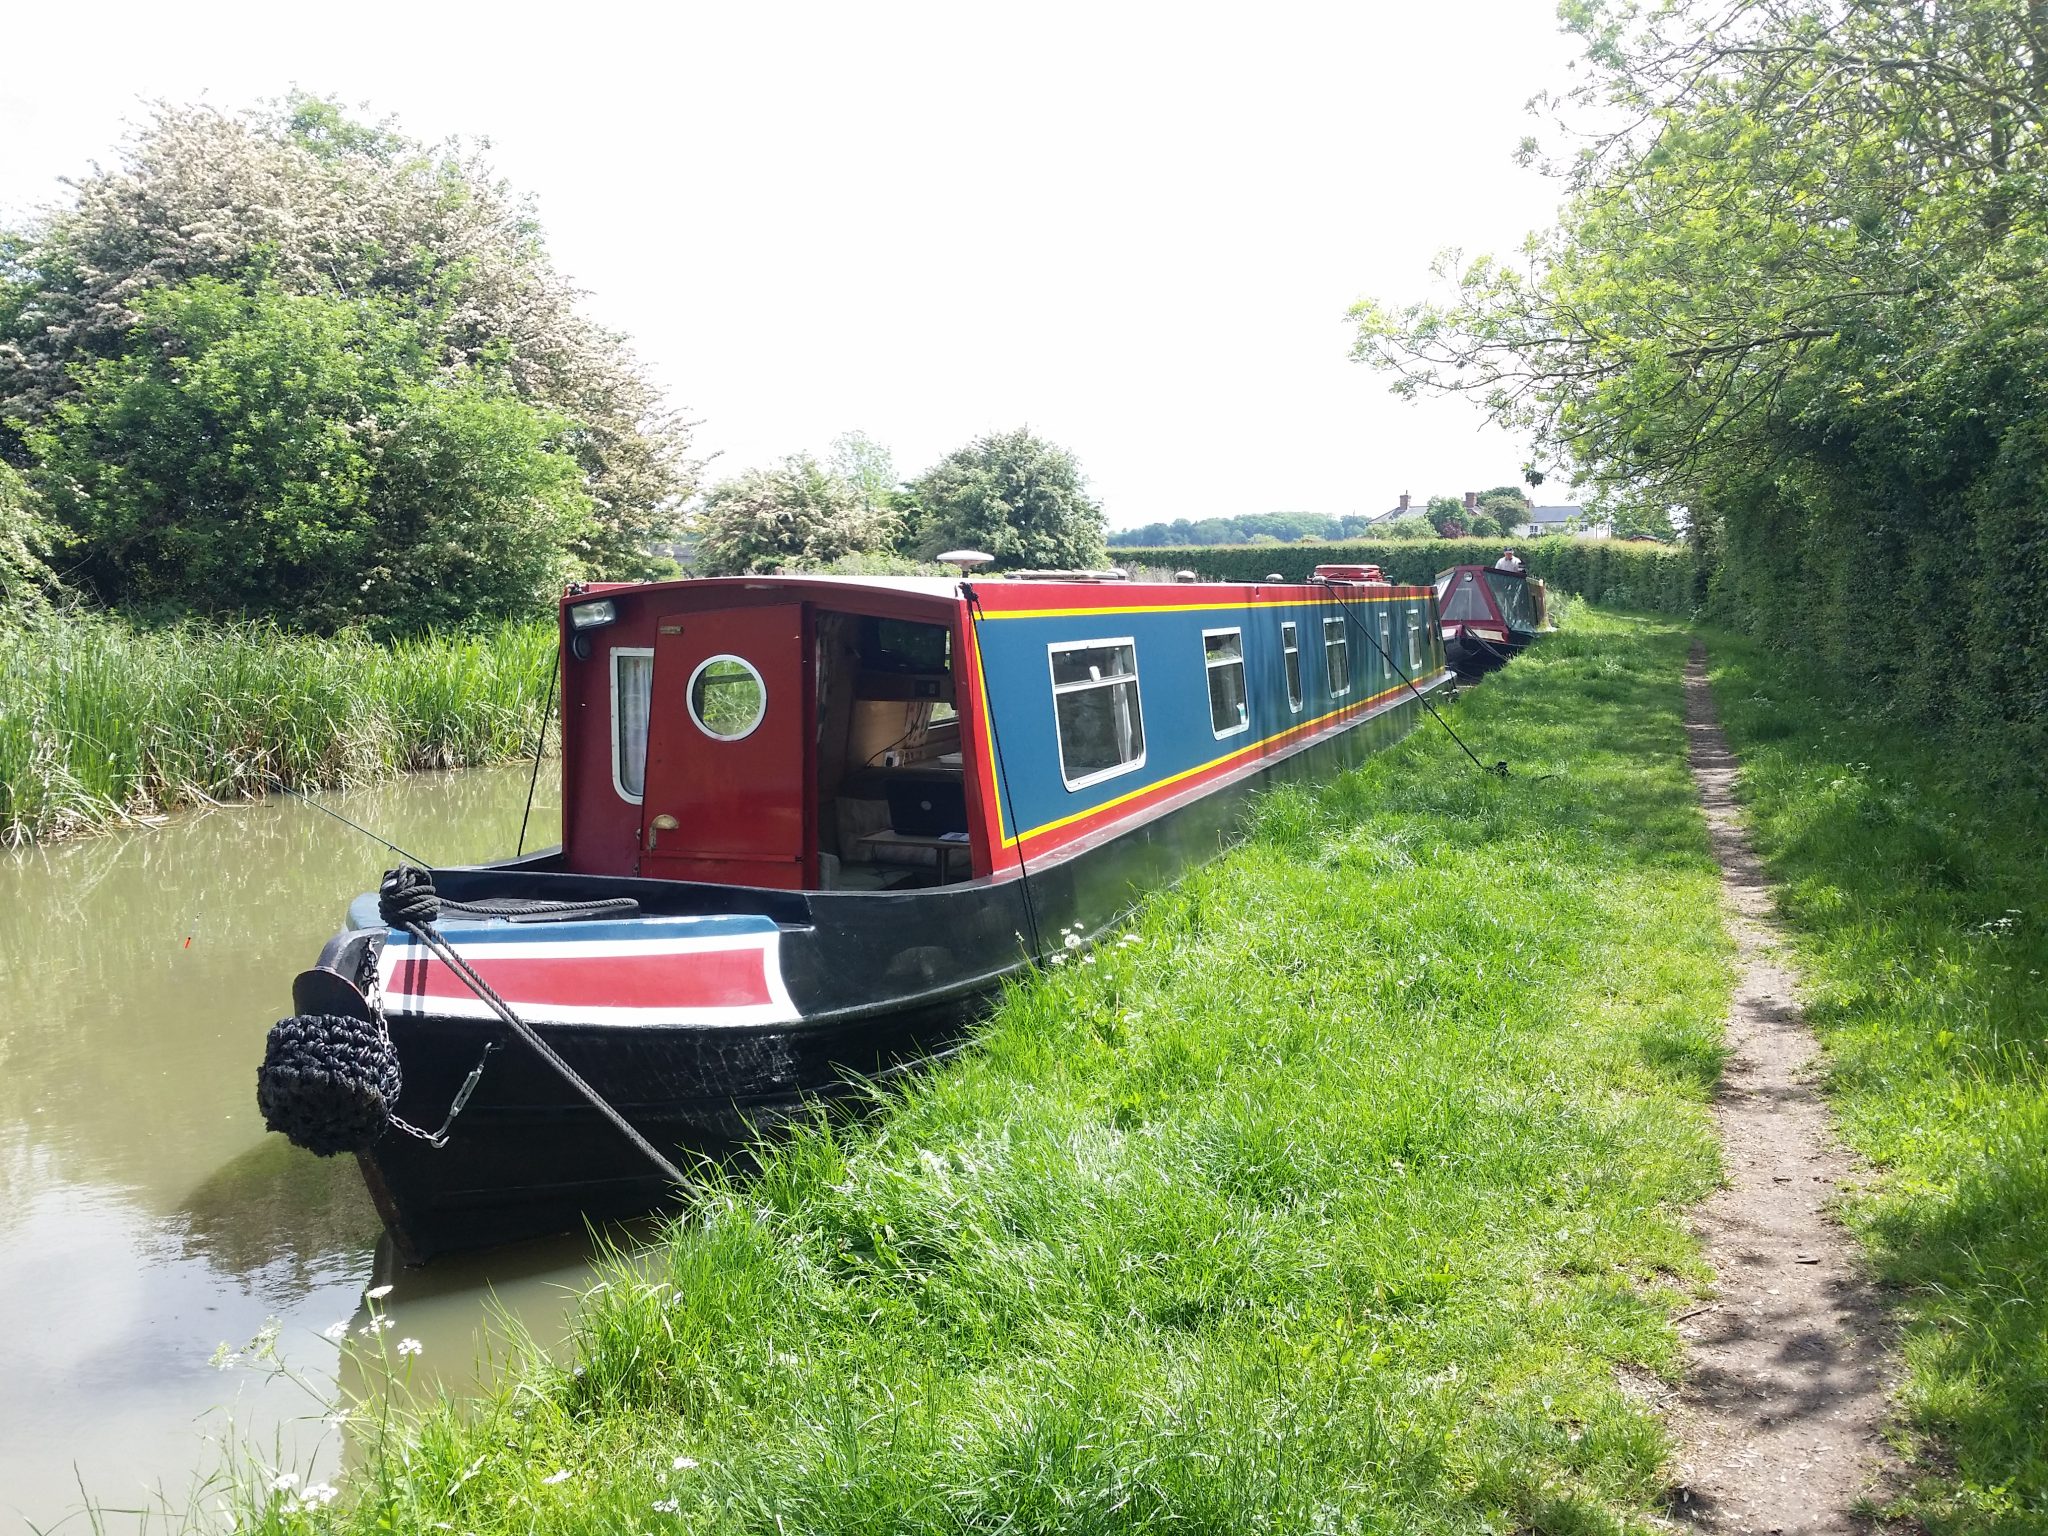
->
<box><xmin>1434</xmin><ymin>558</ymin><xmax>1550</xmax><ymax>678</ymax></box>
<box><xmin>258</xmin><ymin>565</ymin><xmax>1452</xmax><ymax>1260</ymax></box>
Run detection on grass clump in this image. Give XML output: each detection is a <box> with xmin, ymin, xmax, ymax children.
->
<box><xmin>0</xmin><ymin>613</ymin><xmax>555</xmax><ymax>844</ymax></box>
<box><xmin>248</xmin><ymin>609</ymin><xmax>1730</xmax><ymax>1533</ymax></box>
<box><xmin>1707</xmin><ymin>632</ymin><xmax>2048</xmax><ymax>1531</ymax></box>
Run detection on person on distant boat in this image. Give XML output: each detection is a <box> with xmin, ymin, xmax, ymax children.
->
<box><xmin>1494</xmin><ymin>549</ymin><xmax>1526</xmax><ymax>574</ymax></box>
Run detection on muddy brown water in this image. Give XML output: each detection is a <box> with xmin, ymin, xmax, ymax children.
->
<box><xmin>0</xmin><ymin>764</ymin><xmax>648</xmax><ymax>1534</ymax></box>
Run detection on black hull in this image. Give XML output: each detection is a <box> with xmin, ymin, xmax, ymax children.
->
<box><xmin>1444</xmin><ymin>630</ymin><xmax>1534</xmax><ymax>680</ymax></box>
<box><xmin>348</xmin><ymin>681</ymin><xmax>1440</xmax><ymax>1261</ymax></box>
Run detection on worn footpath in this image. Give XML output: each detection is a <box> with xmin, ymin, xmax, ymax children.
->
<box><xmin>1666</xmin><ymin>644</ymin><xmax>1899</xmax><ymax>1533</ymax></box>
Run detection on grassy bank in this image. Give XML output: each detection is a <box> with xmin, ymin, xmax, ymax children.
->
<box><xmin>0</xmin><ymin>614</ymin><xmax>556</xmax><ymax>844</ymax></box>
<box><xmin>229</xmin><ymin>608</ymin><xmax>1734</xmax><ymax>1534</ymax></box>
<box><xmin>1707</xmin><ymin>636</ymin><xmax>2048</xmax><ymax>1531</ymax></box>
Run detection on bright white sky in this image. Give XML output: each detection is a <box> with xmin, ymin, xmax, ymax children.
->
<box><xmin>0</xmin><ymin>1</ymin><xmax>1583</xmax><ymax>529</ymax></box>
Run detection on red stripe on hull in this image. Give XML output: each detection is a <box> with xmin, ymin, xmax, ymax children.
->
<box><xmin>396</xmin><ymin>947</ymin><xmax>774</xmax><ymax>1011</ymax></box>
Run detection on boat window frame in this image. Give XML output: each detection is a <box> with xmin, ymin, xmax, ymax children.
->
<box><xmin>1406</xmin><ymin>606</ymin><xmax>1424</xmax><ymax>671</ymax></box>
<box><xmin>610</xmin><ymin>645</ymin><xmax>655</xmax><ymax>804</ymax></box>
<box><xmin>686</xmin><ymin>653</ymin><xmax>769</xmax><ymax>743</ymax></box>
<box><xmin>1046</xmin><ymin>636</ymin><xmax>1149</xmax><ymax>792</ymax></box>
<box><xmin>1202</xmin><ymin>626</ymin><xmax>1251</xmax><ymax>740</ymax></box>
<box><xmin>1280</xmin><ymin>620</ymin><xmax>1303</xmax><ymax>714</ymax></box>
<box><xmin>1323</xmin><ymin>615</ymin><xmax>1352</xmax><ymax>698</ymax></box>
<box><xmin>1377</xmin><ymin>611</ymin><xmax>1393</xmax><ymax>679</ymax></box>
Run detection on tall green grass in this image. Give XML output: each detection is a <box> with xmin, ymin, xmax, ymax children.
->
<box><xmin>1707</xmin><ymin>633</ymin><xmax>2048</xmax><ymax>1532</ymax></box>
<box><xmin>0</xmin><ymin>613</ymin><xmax>556</xmax><ymax>843</ymax></box>
<box><xmin>210</xmin><ymin>609</ymin><xmax>1735</xmax><ymax>1535</ymax></box>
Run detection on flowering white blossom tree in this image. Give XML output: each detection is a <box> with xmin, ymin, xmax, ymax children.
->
<box><xmin>0</xmin><ymin>95</ymin><xmax>697</xmax><ymax>623</ymax></box>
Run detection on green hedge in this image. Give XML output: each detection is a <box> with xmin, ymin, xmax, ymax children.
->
<box><xmin>1116</xmin><ymin>537</ymin><xmax>1698</xmax><ymax>613</ymax></box>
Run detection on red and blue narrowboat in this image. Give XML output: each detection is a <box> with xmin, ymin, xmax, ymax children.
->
<box><xmin>259</xmin><ymin>566</ymin><xmax>1451</xmax><ymax>1260</ymax></box>
<box><xmin>1434</xmin><ymin>561</ymin><xmax>1550</xmax><ymax>679</ymax></box>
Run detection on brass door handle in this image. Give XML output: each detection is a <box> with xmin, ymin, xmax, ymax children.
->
<box><xmin>647</xmin><ymin>812</ymin><xmax>678</xmax><ymax>850</ymax></box>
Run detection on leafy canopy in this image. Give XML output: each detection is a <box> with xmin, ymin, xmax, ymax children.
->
<box><xmin>1</xmin><ymin>94</ymin><xmax>695</xmax><ymax>625</ymax></box>
<box><xmin>904</xmin><ymin>428</ymin><xmax>1108</xmax><ymax>569</ymax></box>
<box><xmin>29</xmin><ymin>278</ymin><xmax>593</xmax><ymax>631</ymax></box>
<box><xmin>691</xmin><ymin>454</ymin><xmax>901</xmax><ymax>576</ymax></box>
<box><xmin>1353</xmin><ymin>0</ymin><xmax>2048</xmax><ymax>737</ymax></box>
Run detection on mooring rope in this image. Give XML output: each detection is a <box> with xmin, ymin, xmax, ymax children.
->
<box><xmin>963</xmin><ymin>585</ymin><xmax>1046</xmax><ymax>962</ymax></box>
<box><xmin>516</xmin><ymin>642</ymin><xmax>560</xmax><ymax>857</ymax></box>
<box><xmin>1318</xmin><ymin>578</ymin><xmax>1509</xmax><ymax>779</ymax></box>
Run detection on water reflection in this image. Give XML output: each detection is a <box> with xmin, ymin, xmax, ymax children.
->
<box><xmin>0</xmin><ymin>765</ymin><xmax>582</xmax><ymax>1535</ymax></box>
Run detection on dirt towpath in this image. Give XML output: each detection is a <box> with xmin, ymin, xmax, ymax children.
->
<box><xmin>1668</xmin><ymin>644</ymin><xmax>1899</xmax><ymax>1533</ymax></box>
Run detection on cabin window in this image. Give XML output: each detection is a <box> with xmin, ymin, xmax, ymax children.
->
<box><xmin>611</xmin><ymin>647</ymin><xmax>654</xmax><ymax>802</ymax></box>
<box><xmin>1441</xmin><ymin>571</ymin><xmax>1492</xmax><ymax>622</ymax></box>
<box><xmin>1378</xmin><ymin>612</ymin><xmax>1393</xmax><ymax>675</ymax></box>
<box><xmin>1281</xmin><ymin>621</ymin><xmax>1303</xmax><ymax>713</ymax></box>
<box><xmin>1407</xmin><ymin>607</ymin><xmax>1424</xmax><ymax>671</ymax></box>
<box><xmin>1323</xmin><ymin>617</ymin><xmax>1351</xmax><ymax>696</ymax></box>
<box><xmin>1204</xmin><ymin>628</ymin><xmax>1250</xmax><ymax>738</ymax></box>
<box><xmin>688</xmin><ymin>655</ymin><xmax>767</xmax><ymax>741</ymax></box>
<box><xmin>1049</xmin><ymin>639</ymin><xmax>1146</xmax><ymax>790</ymax></box>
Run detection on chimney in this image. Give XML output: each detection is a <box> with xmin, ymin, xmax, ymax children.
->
<box><xmin>1398</xmin><ymin>492</ymin><xmax>1411</xmax><ymax>512</ymax></box>
<box><xmin>1463</xmin><ymin>490</ymin><xmax>1478</xmax><ymax>514</ymax></box>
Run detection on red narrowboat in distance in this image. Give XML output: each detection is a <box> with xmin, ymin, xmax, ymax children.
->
<box><xmin>261</xmin><ymin>567</ymin><xmax>1452</xmax><ymax>1261</ymax></box>
<box><xmin>1434</xmin><ymin>562</ymin><xmax>1551</xmax><ymax>679</ymax></box>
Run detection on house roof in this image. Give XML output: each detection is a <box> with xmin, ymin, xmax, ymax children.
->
<box><xmin>1525</xmin><ymin>504</ymin><xmax>1585</xmax><ymax>525</ymax></box>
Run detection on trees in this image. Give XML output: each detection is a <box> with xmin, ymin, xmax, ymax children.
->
<box><xmin>1</xmin><ymin>95</ymin><xmax>695</xmax><ymax>626</ymax></box>
<box><xmin>691</xmin><ymin>454</ymin><xmax>900</xmax><ymax>575</ymax></box>
<box><xmin>1352</xmin><ymin>0</ymin><xmax>2048</xmax><ymax>742</ymax></box>
<box><xmin>904</xmin><ymin>429</ymin><xmax>1108</xmax><ymax>568</ymax></box>
<box><xmin>1475</xmin><ymin>485</ymin><xmax>1532</xmax><ymax>535</ymax></box>
<box><xmin>1424</xmin><ymin>496</ymin><xmax>1471</xmax><ymax>539</ymax></box>
<box><xmin>829</xmin><ymin>431</ymin><xmax>898</xmax><ymax>513</ymax></box>
<box><xmin>0</xmin><ymin>463</ymin><xmax>57</xmax><ymax>623</ymax></box>
<box><xmin>28</xmin><ymin>278</ymin><xmax>594</xmax><ymax>630</ymax></box>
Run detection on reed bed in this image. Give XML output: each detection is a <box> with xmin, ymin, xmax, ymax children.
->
<box><xmin>0</xmin><ymin>614</ymin><xmax>556</xmax><ymax>844</ymax></box>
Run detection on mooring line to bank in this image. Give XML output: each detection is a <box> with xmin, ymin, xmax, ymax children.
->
<box><xmin>1669</xmin><ymin>642</ymin><xmax>1898</xmax><ymax>1534</ymax></box>
<box><xmin>1316</xmin><ymin>578</ymin><xmax>1509</xmax><ymax>778</ymax></box>
<box><xmin>516</xmin><ymin>640</ymin><xmax>561</xmax><ymax>856</ymax></box>
<box><xmin>270</xmin><ymin>781</ymin><xmax>434</xmax><ymax>866</ymax></box>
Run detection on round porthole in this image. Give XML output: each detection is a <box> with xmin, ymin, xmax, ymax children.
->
<box><xmin>687</xmin><ymin>655</ymin><xmax>767</xmax><ymax>740</ymax></box>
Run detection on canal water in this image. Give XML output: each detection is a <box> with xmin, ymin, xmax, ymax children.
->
<box><xmin>0</xmin><ymin>764</ymin><xmax>640</xmax><ymax>1534</ymax></box>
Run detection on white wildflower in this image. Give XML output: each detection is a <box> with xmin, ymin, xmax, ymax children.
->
<box><xmin>541</xmin><ymin>1469</ymin><xmax>573</xmax><ymax>1485</ymax></box>
<box><xmin>365</xmin><ymin>1284</ymin><xmax>394</xmax><ymax>1300</ymax></box>
<box><xmin>1063</xmin><ymin>931</ymin><xmax>1082</xmax><ymax>950</ymax></box>
<box><xmin>396</xmin><ymin>1337</ymin><xmax>422</xmax><ymax>1357</ymax></box>
<box><xmin>300</xmin><ymin>1483</ymin><xmax>338</xmax><ymax>1508</ymax></box>
<box><xmin>271</xmin><ymin>1472</ymin><xmax>300</xmax><ymax>1492</ymax></box>
<box><xmin>673</xmin><ymin>1455</ymin><xmax>699</xmax><ymax>1470</ymax></box>
<box><xmin>651</xmin><ymin>1499</ymin><xmax>680</xmax><ymax>1514</ymax></box>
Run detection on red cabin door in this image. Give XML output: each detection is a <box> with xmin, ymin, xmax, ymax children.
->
<box><xmin>638</xmin><ymin>605</ymin><xmax>809</xmax><ymax>888</ymax></box>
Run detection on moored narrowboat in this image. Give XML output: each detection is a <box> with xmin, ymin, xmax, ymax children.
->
<box><xmin>259</xmin><ymin>567</ymin><xmax>1452</xmax><ymax>1260</ymax></box>
<box><xmin>1434</xmin><ymin>560</ymin><xmax>1549</xmax><ymax>678</ymax></box>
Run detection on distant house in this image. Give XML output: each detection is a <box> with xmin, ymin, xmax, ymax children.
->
<box><xmin>1362</xmin><ymin>492</ymin><xmax>1422</xmax><ymax>526</ymax></box>
<box><xmin>1518</xmin><ymin>504</ymin><xmax>1612</xmax><ymax>539</ymax></box>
